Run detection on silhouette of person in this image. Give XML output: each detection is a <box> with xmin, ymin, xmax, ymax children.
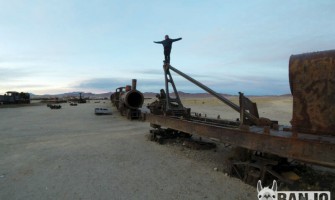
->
<box><xmin>154</xmin><ymin>35</ymin><xmax>182</xmax><ymax>64</ymax></box>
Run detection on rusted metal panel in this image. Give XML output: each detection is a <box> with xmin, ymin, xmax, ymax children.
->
<box><xmin>289</xmin><ymin>50</ymin><xmax>335</xmax><ymax>135</ymax></box>
<box><xmin>145</xmin><ymin>114</ymin><xmax>335</xmax><ymax>168</ymax></box>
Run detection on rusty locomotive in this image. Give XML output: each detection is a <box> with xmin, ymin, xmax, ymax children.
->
<box><xmin>0</xmin><ymin>91</ymin><xmax>30</xmax><ymax>104</ymax></box>
<box><xmin>110</xmin><ymin>79</ymin><xmax>144</xmax><ymax>120</ymax></box>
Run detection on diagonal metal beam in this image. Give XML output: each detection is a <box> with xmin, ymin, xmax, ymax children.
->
<box><xmin>168</xmin><ymin>64</ymin><xmax>259</xmax><ymax>124</ymax></box>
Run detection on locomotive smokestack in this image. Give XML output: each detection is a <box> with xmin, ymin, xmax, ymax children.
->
<box><xmin>132</xmin><ymin>79</ymin><xmax>137</xmax><ymax>90</ymax></box>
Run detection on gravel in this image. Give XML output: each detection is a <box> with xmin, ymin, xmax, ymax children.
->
<box><xmin>0</xmin><ymin>102</ymin><xmax>256</xmax><ymax>200</ymax></box>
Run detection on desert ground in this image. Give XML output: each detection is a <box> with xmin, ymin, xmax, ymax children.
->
<box><xmin>0</xmin><ymin>96</ymin><xmax>333</xmax><ymax>200</ymax></box>
<box><xmin>178</xmin><ymin>95</ymin><xmax>293</xmax><ymax>125</ymax></box>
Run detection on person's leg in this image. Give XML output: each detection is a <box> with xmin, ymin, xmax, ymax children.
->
<box><xmin>166</xmin><ymin>48</ymin><xmax>171</xmax><ymax>63</ymax></box>
<box><xmin>164</xmin><ymin>49</ymin><xmax>169</xmax><ymax>63</ymax></box>
<box><xmin>167</xmin><ymin>55</ymin><xmax>170</xmax><ymax>63</ymax></box>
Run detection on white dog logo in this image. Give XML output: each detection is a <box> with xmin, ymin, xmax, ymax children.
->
<box><xmin>257</xmin><ymin>180</ymin><xmax>277</xmax><ymax>200</ymax></box>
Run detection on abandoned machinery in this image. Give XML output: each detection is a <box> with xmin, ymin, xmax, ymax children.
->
<box><xmin>143</xmin><ymin>49</ymin><xmax>335</xmax><ymax>185</ymax></box>
<box><xmin>111</xmin><ymin>79</ymin><xmax>144</xmax><ymax>120</ymax></box>
<box><xmin>0</xmin><ymin>91</ymin><xmax>30</xmax><ymax>104</ymax></box>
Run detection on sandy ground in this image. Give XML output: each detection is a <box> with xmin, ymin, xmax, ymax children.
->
<box><xmin>175</xmin><ymin>96</ymin><xmax>293</xmax><ymax>125</ymax></box>
<box><xmin>1</xmin><ymin>96</ymin><xmax>333</xmax><ymax>199</ymax></box>
<box><xmin>0</xmin><ymin>100</ymin><xmax>257</xmax><ymax>200</ymax></box>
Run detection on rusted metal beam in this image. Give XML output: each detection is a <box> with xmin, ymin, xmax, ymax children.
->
<box><xmin>163</xmin><ymin>64</ymin><xmax>187</xmax><ymax>114</ymax></box>
<box><xmin>145</xmin><ymin>114</ymin><xmax>335</xmax><ymax>168</ymax></box>
<box><xmin>168</xmin><ymin>65</ymin><xmax>260</xmax><ymax>125</ymax></box>
<box><xmin>169</xmin><ymin>65</ymin><xmax>240</xmax><ymax>112</ymax></box>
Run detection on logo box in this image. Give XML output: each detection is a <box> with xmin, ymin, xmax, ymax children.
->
<box><xmin>277</xmin><ymin>191</ymin><xmax>330</xmax><ymax>200</ymax></box>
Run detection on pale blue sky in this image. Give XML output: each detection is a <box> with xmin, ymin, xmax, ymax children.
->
<box><xmin>0</xmin><ymin>0</ymin><xmax>334</xmax><ymax>95</ymax></box>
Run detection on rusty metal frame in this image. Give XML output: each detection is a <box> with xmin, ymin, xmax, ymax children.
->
<box><xmin>145</xmin><ymin>114</ymin><xmax>335</xmax><ymax>168</ymax></box>
<box><xmin>168</xmin><ymin>65</ymin><xmax>264</xmax><ymax>125</ymax></box>
<box><xmin>239</xmin><ymin>92</ymin><xmax>259</xmax><ymax>125</ymax></box>
<box><xmin>163</xmin><ymin>64</ymin><xmax>185</xmax><ymax>114</ymax></box>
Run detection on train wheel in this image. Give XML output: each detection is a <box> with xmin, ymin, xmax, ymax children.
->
<box><xmin>228</xmin><ymin>148</ymin><xmax>292</xmax><ymax>186</ymax></box>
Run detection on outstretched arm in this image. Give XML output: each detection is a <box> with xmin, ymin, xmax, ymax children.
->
<box><xmin>154</xmin><ymin>41</ymin><xmax>163</xmax><ymax>44</ymax></box>
<box><xmin>172</xmin><ymin>37</ymin><xmax>182</xmax><ymax>42</ymax></box>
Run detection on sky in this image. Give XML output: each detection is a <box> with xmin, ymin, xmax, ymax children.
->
<box><xmin>0</xmin><ymin>0</ymin><xmax>334</xmax><ymax>95</ymax></box>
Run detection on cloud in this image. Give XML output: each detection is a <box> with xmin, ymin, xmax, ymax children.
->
<box><xmin>72</xmin><ymin>71</ymin><xmax>290</xmax><ymax>95</ymax></box>
<box><xmin>0</xmin><ymin>67</ymin><xmax>36</xmax><ymax>81</ymax></box>
<box><xmin>73</xmin><ymin>77</ymin><xmax>164</xmax><ymax>92</ymax></box>
<box><xmin>169</xmin><ymin>73</ymin><xmax>289</xmax><ymax>95</ymax></box>
<box><xmin>132</xmin><ymin>69</ymin><xmax>162</xmax><ymax>76</ymax></box>
<box><xmin>0</xmin><ymin>81</ymin><xmax>50</xmax><ymax>94</ymax></box>
<box><xmin>3</xmin><ymin>0</ymin><xmax>329</xmax><ymax>96</ymax></box>
<box><xmin>74</xmin><ymin>78</ymin><xmax>126</xmax><ymax>91</ymax></box>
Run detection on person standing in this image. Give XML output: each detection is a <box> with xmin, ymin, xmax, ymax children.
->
<box><xmin>154</xmin><ymin>35</ymin><xmax>182</xmax><ymax>64</ymax></box>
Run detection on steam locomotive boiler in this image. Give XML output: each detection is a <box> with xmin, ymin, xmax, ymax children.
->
<box><xmin>111</xmin><ymin>79</ymin><xmax>144</xmax><ymax>120</ymax></box>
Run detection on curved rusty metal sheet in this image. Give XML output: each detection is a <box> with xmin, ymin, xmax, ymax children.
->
<box><xmin>289</xmin><ymin>50</ymin><xmax>335</xmax><ymax>135</ymax></box>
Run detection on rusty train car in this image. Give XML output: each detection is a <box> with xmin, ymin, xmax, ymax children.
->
<box><xmin>142</xmin><ymin>50</ymin><xmax>335</xmax><ymax>184</ymax></box>
<box><xmin>0</xmin><ymin>91</ymin><xmax>30</xmax><ymax>104</ymax></box>
<box><xmin>111</xmin><ymin>79</ymin><xmax>144</xmax><ymax>119</ymax></box>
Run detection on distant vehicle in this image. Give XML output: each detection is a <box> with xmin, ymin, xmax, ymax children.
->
<box><xmin>70</xmin><ymin>102</ymin><xmax>78</xmax><ymax>106</ymax></box>
<box><xmin>47</xmin><ymin>104</ymin><xmax>62</xmax><ymax>109</ymax></box>
<box><xmin>95</xmin><ymin>108</ymin><xmax>112</xmax><ymax>115</ymax></box>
